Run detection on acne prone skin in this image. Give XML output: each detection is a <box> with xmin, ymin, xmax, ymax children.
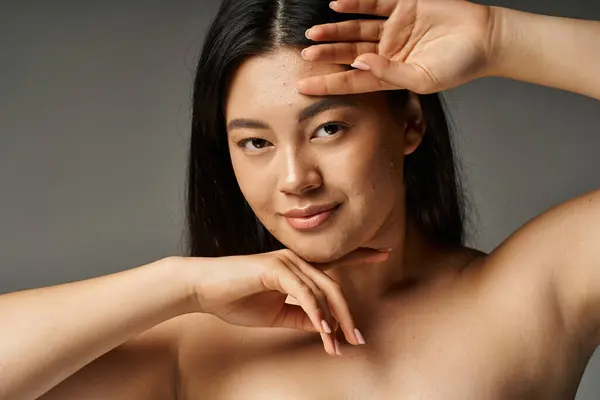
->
<box><xmin>225</xmin><ymin>48</ymin><xmax>424</xmax><ymax>263</ymax></box>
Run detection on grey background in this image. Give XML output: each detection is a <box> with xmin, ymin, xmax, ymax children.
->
<box><xmin>1</xmin><ymin>0</ymin><xmax>599</xmax><ymax>397</ymax></box>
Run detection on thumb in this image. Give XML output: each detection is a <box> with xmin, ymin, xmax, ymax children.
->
<box><xmin>351</xmin><ymin>53</ymin><xmax>430</xmax><ymax>93</ymax></box>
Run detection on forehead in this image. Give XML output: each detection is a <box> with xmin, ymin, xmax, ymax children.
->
<box><xmin>225</xmin><ymin>48</ymin><xmax>350</xmax><ymax>117</ymax></box>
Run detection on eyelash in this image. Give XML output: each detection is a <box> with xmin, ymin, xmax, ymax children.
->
<box><xmin>314</xmin><ymin>120</ymin><xmax>349</xmax><ymax>138</ymax></box>
<box><xmin>236</xmin><ymin>120</ymin><xmax>349</xmax><ymax>151</ymax></box>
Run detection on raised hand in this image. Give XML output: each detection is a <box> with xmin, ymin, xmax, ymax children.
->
<box><xmin>180</xmin><ymin>248</ymin><xmax>390</xmax><ymax>356</ymax></box>
<box><xmin>297</xmin><ymin>0</ymin><xmax>497</xmax><ymax>95</ymax></box>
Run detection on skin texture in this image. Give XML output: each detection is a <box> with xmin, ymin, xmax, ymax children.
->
<box><xmin>226</xmin><ymin>48</ymin><xmax>424</xmax><ymax>264</ymax></box>
<box><xmin>225</xmin><ymin>48</ymin><xmax>443</xmax><ymax>312</ymax></box>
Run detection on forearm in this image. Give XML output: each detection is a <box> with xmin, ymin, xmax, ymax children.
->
<box><xmin>488</xmin><ymin>6</ymin><xmax>600</xmax><ymax>100</ymax></box>
<box><xmin>0</xmin><ymin>257</ymin><xmax>193</xmax><ymax>399</ymax></box>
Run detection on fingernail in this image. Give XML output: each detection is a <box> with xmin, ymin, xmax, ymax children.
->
<box><xmin>329</xmin><ymin>1</ymin><xmax>338</xmax><ymax>10</ymax></box>
<box><xmin>334</xmin><ymin>339</ymin><xmax>341</xmax><ymax>356</ymax></box>
<box><xmin>301</xmin><ymin>48</ymin><xmax>310</xmax><ymax>60</ymax></box>
<box><xmin>305</xmin><ymin>29</ymin><xmax>312</xmax><ymax>39</ymax></box>
<box><xmin>354</xmin><ymin>328</ymin><xmax>366</xmax><ymax>345</ymax></box>
<box><xmin>321</xmin><ymin>319</ymin><xmax>332</xmax><ymax>333</ymax></box>
<box><xmin>351</xmin><ymin>60</ymin><xmax>371</xmax><ymax>71</ymax></box>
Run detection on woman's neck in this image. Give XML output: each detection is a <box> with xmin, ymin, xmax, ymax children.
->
<box><xmin>326</xmin><ymin>218</ymin><xmax>447</xmax><ymax>319</ymax></box>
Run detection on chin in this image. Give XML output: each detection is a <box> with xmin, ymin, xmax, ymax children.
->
<box><xmin>268</xmin><ymin>215</ymin><xmax>376</xmax><ymax>263</ymax></box>
<box><xmin>297</xmin><ymin>251</ymin><xmax>339</xmax><ymax>264</ymax></box>
<box><xmin>280</xmin><ymin>237</ymin><xmax>352</xmax><ymax>264</ymax></box>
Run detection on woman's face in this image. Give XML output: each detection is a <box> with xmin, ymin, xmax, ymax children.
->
<box><xmin>225</xmin><ymin>48</ymin><xmax>424</xmax><ymax>262</ymax></box>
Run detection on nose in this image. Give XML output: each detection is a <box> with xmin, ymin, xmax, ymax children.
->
<box><xmin>278</xmin><ymin>149</ymin><xmax>322</xmax><ymax>195</ymax></box>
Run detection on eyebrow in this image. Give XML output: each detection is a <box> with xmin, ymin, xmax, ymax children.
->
<box><xmin>226</xmin><ymin>97</ymin><xmax>357</xmax><ymax>132</ymax></box>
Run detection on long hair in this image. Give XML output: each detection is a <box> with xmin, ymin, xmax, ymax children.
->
<box><xmin>186</xmin><ymin>0</ymin><xmax>468</xmax><ymax>257</ymax></box>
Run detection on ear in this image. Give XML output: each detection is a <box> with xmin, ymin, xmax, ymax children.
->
<box><xmin>402</xmin><ymin>92</ymin><xmax>426</xmax><ymax>156</ymax></box>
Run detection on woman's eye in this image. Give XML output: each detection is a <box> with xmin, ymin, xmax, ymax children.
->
<box><xmin>314</xmin><ymin>122</ymin><xmax>346</xmax><ymax>138</ymax></box>
<box><xmin>239</xmin><ymin>138</ymin><xmax>271</xmax><ymax>151</ymax></box>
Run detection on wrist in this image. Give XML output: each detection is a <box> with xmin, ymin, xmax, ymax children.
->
<box><xmin>485</xmin><ymin>6</ymin><xmax>520</xmax><ymax>78</ymax></box>
<box><xmin>160</xmin><ymin>256</ymin><xmax>203</xmax><ymax>315</ymax></box>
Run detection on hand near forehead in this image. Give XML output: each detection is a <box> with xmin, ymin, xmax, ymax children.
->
<box><xmin>297</xmin><ymin>0</ymin><xmax>496</xmax><ymax>95</ymax></box>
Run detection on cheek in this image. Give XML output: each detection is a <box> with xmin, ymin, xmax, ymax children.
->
<box><xmin>237</xmin><ymin>174</ymin><xmax>271</xmax><ymax>211</ymax></box>
<box><xmin>231</xmin><ymin>156</ymin><xmax>278</xmax><ymax>225</ymax></box>
<box><xmin>332</xmin><ymin>131</ymin><xmax>400</xmax><ymax>195</ymax></box>
<box><xmin>337</xmin><ymin>136</ymin><xmax>404</xmax><ymax>232</ymax></box>
<box><xmin>371</xmin><ymin>128</ymin><xmax>405</xmax><ymax>189</ymax></box>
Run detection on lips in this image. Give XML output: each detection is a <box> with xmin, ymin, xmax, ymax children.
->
<box><xmin>283</xmin><ymin>203</ymin><xmax>340</xmax><ymax>230</ymax></box>
<box><xmin>283</xmin><ymin>203</ymin><xmax>339</xmax><ymax>218</ymax></box>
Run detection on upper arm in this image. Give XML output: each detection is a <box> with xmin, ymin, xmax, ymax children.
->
<box><xmin>549</xmin><ymin>189</ymin><xmax>600</xmax><ymax>349</ymax></box>
<box><xmin>39</xmin><ymin>315</ymin><xmax>185</xmax><ymax>400</ymax></box>
<box><xmin>481</xmin><ymin>188</ymin><xmax>600</xmax><ymax>350</ymax></box>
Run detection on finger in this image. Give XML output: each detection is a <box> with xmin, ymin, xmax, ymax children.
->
<box><xmin>270</xmin><ymin>265</ymin><xmax>340</xmax><ymax>355</ymax></box>
<box><xmin>273</xmin><ymin>304</ymin><xmax>322</xmax><ymax>333</ymax></box>
<box><xmin>275</xmin><ymin>305</ymin><xmax>342</xmax><ymax>355</ymax></box>
<box><xmin>351</xmin><ymin>53</ymin><xmax>436</xmax><ymax>94</ymax></box>
<box><xmin>267</xmin><ymin>265</ymin><xmax>330</xmax><ymax>337</ymax></box>
<box><xmin>285</xmin><ymin>261</ymin><xmax>337</xmax><ymax>356</ymax></box>
<box><xmin>306</xmin><ymin>20</ymin><xmax>384</xmax><ymax>42</ymax></box>
<box><xmin>302</xmin><ymin>42</ymin><xmax>379</xmax><ymax>65</ymax></box>
<box><xmin>329</xmin><ymin>0</ymin><xmax>397</xmax><ymax>17</ymax></box>
<box><xmin>296</xmin><ymin>69</ymin><xmax>399</xmax><ymax>96</ymax></box>
<box><xmin>291</xmin><ymin>253</ymin><xmax>368</xmax><ymax>347</ymax></box>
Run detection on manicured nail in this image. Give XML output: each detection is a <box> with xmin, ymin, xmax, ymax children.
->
<box><xmin>305</xmin><ymin>29</ymin><xmax>312</xmax><ymax>39</ymax></box>
<box><xmin>354</xmin><ymin>328</ymin><xmax>366</xmax><ymax>345</ymax></box>
<box><xmin>321</xmin><ymin>319</ymin><xmax>332</xmax><ymax>333</ymax></box>
<box><xmin>301</xmin><ymin>48</ymin><xmax>309</xmax><ymax>60</ymax></box>
<box><xmin>351</xmin><ymin>60</ymin><xmax>371</xmax><ymax>71</ymax></box>
<box><xmin>334</xmin><ymin>339</ymin><xmax>341</xmax><ymax>356</ymax></box>
<box><xmin>329</xmin><ymin>1</ymin><xmax>339</xmax><ymax>10</ymax></box>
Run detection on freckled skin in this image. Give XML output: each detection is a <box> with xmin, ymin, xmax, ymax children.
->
<box><xmin>225</xmin><ymin>48</ymin><xmax>425</xmax><ymax>263</ymax></box>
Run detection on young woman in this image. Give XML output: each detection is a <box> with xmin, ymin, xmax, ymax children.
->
<box><xmin>2</xmin><ymin>0</ymin><xmax>599</xmax><ymax>399</ymax></box>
